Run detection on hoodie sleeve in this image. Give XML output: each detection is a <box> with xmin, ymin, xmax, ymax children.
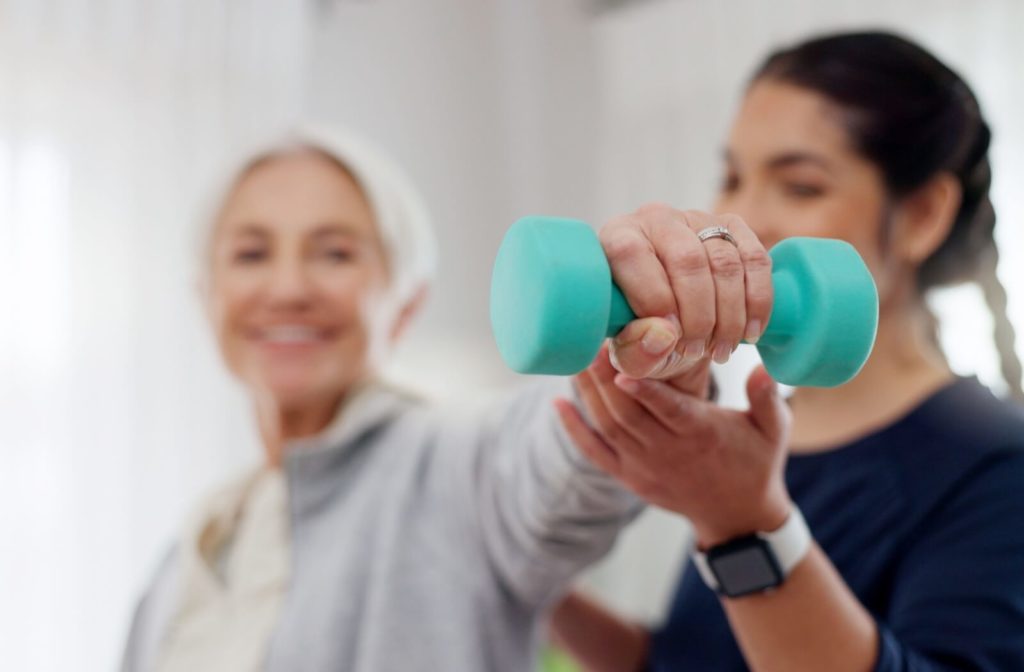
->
<box><xmin>447</xmin><ymin>379</ymin><xmax>643</xmax><ymax>609</ymax></box>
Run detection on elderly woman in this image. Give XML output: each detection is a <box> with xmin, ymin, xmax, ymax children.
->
<box><xmin>121</xmin><ymin>126</ymin><xmax>775</xmax><ymax>671</ymax></box>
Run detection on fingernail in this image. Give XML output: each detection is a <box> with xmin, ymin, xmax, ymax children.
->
<box><xmin>712</xmin><ymin>342</ymin><xmax>732</xmax><ymax>364</ymax></box>
<box><xmin>682</xmin><ymin>339</ymin><xmax>705</xmax><ymax>361</ymax></box>
<box><xmin>745</xmin><ymin>319</ymin><xmax>763</xmax><ymax>344</ymax></box>
<box><xmin>614</xmin><ymin>374</ymin><xmax>641</xmax><ymax>393</ymax></box>
<box><xmin>607</xmin><ymin>346</ymin><xmax>623</xmax><ymax>373</ymax></box>
<box><xmin>641</xmin><ymin>325</ymin><xmax>676</xmax><ymax>355</ymax></box>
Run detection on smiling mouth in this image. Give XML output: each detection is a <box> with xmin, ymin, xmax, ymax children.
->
<box><xmin>249</xmin><ymin>324</ymin><xmax>337</xmax><ymax>346</ymax></box>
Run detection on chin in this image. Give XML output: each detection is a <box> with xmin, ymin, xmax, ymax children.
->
<box><xmin>247</xmin><ymin>369</ymin><xmax>345</xmax><ymax>410</ymax></box>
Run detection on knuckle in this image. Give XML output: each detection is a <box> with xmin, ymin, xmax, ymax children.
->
<box><xmin>707</xmin><ymin>247</ymin><xmax>744</xmax><ymax>277</ymax></box>
<box><xmin>600</xmin><ymin>228</ymin><xmax>645</xmax><ymax>263</ymax></box>
<box><xmin>664</xmin><ymin>247</ymin><xmax>709</xmax><ymax>277</ymax></box>
<box><xmin>740</xmin><ymin>246</ymin><xmax>772</xmax><ymax>272</ymax></box>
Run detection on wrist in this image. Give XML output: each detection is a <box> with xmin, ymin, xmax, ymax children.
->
<box><xmin>691</xmin><ymin>503</ymin><xmax>812</xmax><ymax>599</ymax></box>
<box><xmin>695</xmin><ymin>494</ymin><xmax>793</xmax><ymax>549</ymax></box>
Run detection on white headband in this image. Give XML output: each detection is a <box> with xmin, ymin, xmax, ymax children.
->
<box><xmin>209</xmin><ymin>123</ymin><xmax>438</xmax><ymax>308</ymax></box>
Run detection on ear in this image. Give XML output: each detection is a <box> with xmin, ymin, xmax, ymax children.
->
<box><xmin>890</xmin><ymin>172</ymin><xmax>962</xmax><ymax>266</ymax></box>
<box><xmin>389</xmin><ymin>283</ymin><xmax>429</xmax><ymax>344</ymax></box>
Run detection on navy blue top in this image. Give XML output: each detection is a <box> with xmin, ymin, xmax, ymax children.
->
<box><xmin>650</xmin><ymin>377</ymin><xmax>1024</xmax><ymax>671</ymax></box>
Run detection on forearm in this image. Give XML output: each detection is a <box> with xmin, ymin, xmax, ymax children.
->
<box><xmin>469</xmin><ymin>381</ymin><xmax>641</xmax><ymax>605</ymax></box>
<box><xmin>551</xmin><ymin>592</ymin><xmax>649</xmax><ymax>672</ymax></box>
<box><xmin>722</xmin><ymin>543</ymin><xmax>878</xmax><ymax>672</ymax></box>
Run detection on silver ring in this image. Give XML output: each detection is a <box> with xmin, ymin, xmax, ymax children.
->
<box><xmin>696</xmin><ymin>226</ymin><xmax>737</xmax><ymax>246</ymax></box>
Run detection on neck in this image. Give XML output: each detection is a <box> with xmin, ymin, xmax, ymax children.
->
<box><xmin>254</xmin><ymin>390</ymin><xmax>350</xmax><ymax>468</ymax></box>
<box><xmin>787</xmin><ymin>297</ymin><xmax>953</xmax><ymax>453</ymax></box>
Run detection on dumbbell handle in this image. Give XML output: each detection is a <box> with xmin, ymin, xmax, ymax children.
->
<box><xmin>604</xmin><ymin>258</ymin><xmax>803</xmax><ymax>347</ymax></box>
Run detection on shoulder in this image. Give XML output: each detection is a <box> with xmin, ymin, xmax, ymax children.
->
<box><xmin>918</xmin><ymin>377</ymin><xmax>1024</xmax><ymax>448</ymax></box>
<box><xmin>888</xmin><ymin>378</ymin><xmax>1024</xmax><ymax>481</ymax></box>
<box><xmin>885</xmin><ymin>378</ymin><xmax>1024</xmax><ymax>527</ymax></box>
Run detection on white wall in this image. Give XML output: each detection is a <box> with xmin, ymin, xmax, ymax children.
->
<box><xmin>0</xmin><ymin>2</ymin><xmax>311</xmax><ymax>670</ymax></box>
<box><xmin>2</xmin><ymin>2</ymin><xmax>1023</xmax><ymax>670</ymax></box>
<box><xmin>303</xmin><ymin>0</ymin><xmax>608</xmax><ymax>399</ymax></box>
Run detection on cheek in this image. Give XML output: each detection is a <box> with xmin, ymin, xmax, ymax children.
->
<box><xmin>812</xmin><ymin>194</ymin><xmax>902</xmax><ymax>302</ymax></box>
<box><xmin>210</xmin><ymin>275</ymin><xmax>261</xmax><ymax>363</ymax></box>
<box><xmin>322</xmin><ymin>270</ymin><xmax>392</xmax><ymax>344</ymax></box>
<box><xmin>822</xmin><ymin>195</ymin><xmax>887</xmax><ymax>260</ymax></box>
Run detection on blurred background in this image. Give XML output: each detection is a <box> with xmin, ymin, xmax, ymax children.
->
<box><xmin>1</xmin><ymin>0</ymin><xmax>1021</xmax><ymax>670</ymax></box>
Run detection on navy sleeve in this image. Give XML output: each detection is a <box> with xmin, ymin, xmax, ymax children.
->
<box><xmin>873</xmin><ymin>450</ymin><xmax>1024</xmax><ymax>672</ymax></box>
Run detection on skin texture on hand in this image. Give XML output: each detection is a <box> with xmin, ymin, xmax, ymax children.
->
<box><xmin>600</xmin><ymin>205</ymin><xmax>773</xmax><ymax>380</ymax></box>
<box><xmin>556</xmin><ymin>345</ymin><xmax>792</xmax><ymax>547</ymax></box>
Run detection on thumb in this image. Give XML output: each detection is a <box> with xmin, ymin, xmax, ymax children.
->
<box><xmin>746</xmin><ymin>366</ymin><xmax>790</xmax><ymax>443</ymax></box>
<box><xmin>608</xmin><ymin>316</ymin><xmax>679</xmax><ymax>378</ymax></box>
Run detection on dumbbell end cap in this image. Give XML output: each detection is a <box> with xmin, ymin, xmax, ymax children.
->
<box><xmin>760</xmin><ymin>238</ymin><xmax>878</xmax><ymax>387</ymax></box>
<box><xmin>491</xmin><ymin>216</ymin><xmax>611</xmax><ymax>375</ymax></box>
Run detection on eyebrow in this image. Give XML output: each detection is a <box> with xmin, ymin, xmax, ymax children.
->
<box><xmin>310</xmin><ymin>223</ymin><xmax>366</xmax><ymax>240</ymax></box>
<box><xmin>231</xmin><ymin>224</ymin><xmax>268</xmax><ymax>239</ymax></box>
<box><xmin>227</xmin><ymin>222</ymin><xmax>365</xmax><ymax>239</ymax></box>
<box><xmin>723</xmin><ymin>148</ymin><xmax>835</xmax><ymax>174</ymax></box>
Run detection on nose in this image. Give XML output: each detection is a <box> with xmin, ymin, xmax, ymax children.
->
<box><xmin>266</xmin><ymin>256</ymin><xmax>313</xmax><ymax>309</ymax></box>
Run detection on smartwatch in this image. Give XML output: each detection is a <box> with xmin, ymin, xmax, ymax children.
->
<box><xmin>691</xmin><ymin>507</ymin><xmax>811</xmax><ymax>598</ymax></box>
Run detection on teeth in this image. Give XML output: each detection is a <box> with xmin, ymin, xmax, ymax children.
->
<box><xmin>260</xmin><ymin>325</ymin><xmax>323</xmax><ymax>343</ymax></box>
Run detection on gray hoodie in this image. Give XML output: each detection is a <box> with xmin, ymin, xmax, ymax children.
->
<box><xmin>121</xmin><ymin>381</ymin><xmax>641</xmax><ymax>671</ymax></box>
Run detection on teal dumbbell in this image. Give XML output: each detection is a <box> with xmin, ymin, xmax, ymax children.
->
<box><xmin>490</xmin><ymin>216</ymin><xmax>878</xmax><ymax>387</ymax></box>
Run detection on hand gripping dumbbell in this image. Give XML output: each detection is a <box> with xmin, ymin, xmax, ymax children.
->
<box><xmin>490</xmin><ymin>216</ymin><xmax>879</xmax><ymax>387</ymax></box>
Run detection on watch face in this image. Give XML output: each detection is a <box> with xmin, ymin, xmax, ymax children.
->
<box><xmin>708</xmin><ymin>536</ymin><xmax>784</xmax><ymax>598</ymax></box>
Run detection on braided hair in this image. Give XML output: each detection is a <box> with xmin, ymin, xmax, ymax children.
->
<box><xmin>753</xmin><ymin>31</ymin><xmax>1023</xmax><ymax>402</ymax></box>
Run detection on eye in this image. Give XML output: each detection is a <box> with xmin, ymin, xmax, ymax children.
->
<box><xmin>720</xmin><ymin>173</ymin><xmax>740</xmax><ymax>194</ymax></box>
<box><xmin>233</xmin><ymin>248</ymin><xmax>267</xmax><ymax>264</ymax></box>
<box><xmin>783</xmin><ymin>183</ymin><xmax>825</xmax><ymax>198</ymax></box>
<box><xmin>322</xmin><ymin>247</ymin><xmax>355</xmax><ymax>263</ymax></box>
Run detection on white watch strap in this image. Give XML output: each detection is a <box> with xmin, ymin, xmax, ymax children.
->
<box><xmin>692</xmin><ymin>507</ymin><xmax>812</xmax><ymax>592</ymax></box>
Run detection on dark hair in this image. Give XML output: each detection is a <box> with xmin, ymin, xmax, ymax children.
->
<box><xmin>753</xmin><ymin>31</ymin><xmax>1022</xmax><ymax>402</ymax></box>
